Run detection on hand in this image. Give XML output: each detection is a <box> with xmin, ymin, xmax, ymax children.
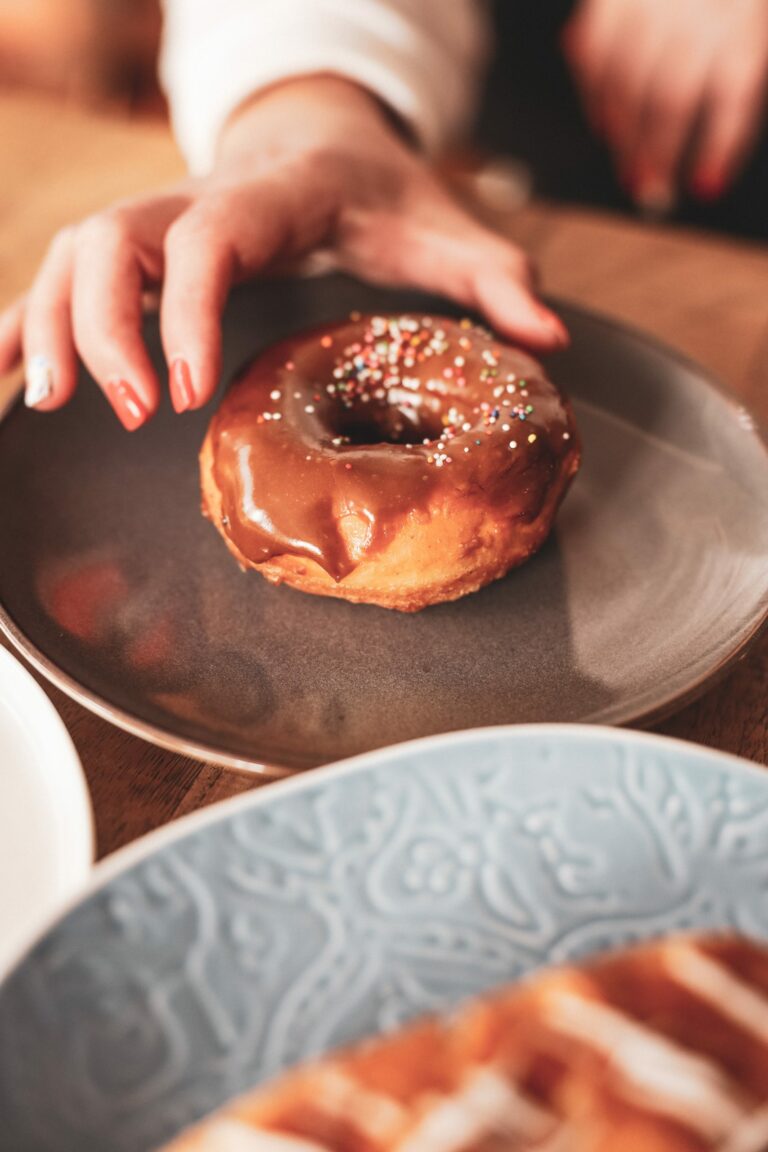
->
<box><xmin>0</xmin><ymin>76</ymin><xmax>567</xmax><ymax>429</ymax></box>
<box><xmin>564</xmin><ymin>0</ymin><xmax>768</xmax><ymax>208</ymax></box>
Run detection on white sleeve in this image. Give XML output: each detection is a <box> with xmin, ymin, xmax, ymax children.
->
<box><xmin>159</xmin><ymin>0</ymin><xmax>489</xmax><ymax>174</ymax></box>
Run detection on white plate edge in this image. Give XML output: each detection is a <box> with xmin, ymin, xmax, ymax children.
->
<box><xmin>0</xmin><ymin>647</ymin><xmax>95</xmax><ymax>980</ymax></box>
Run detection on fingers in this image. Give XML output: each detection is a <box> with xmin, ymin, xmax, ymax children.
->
<box><xmin>566</xmin><ymin>0</ymin><xmax>768</xmax><ymax>207</ymax></box>
<box><xmin>624</xmin><ymin>51</ymin><xmax>710</xmax><ymax>210</ymax></box>
<box><xmin>433</xmin><ymin>223</ymin><xmax>568</xmax><ymax>349</ymax></box>
<box><xmin>22</xmin><ymin>228</ymin><xmax>78</xmax><ymax>410</ymax></box>
<box><xmin>338</xmin><ymin>178</ymin><xmax>568</xmax><ymax>351</ymax></box>
<box><xmin>689</xmin><ymin>67</ymin><xmax>768</xmax><ymax>200</ymax></box>
<box><xmin>70</xmin><ymin>211</ymin><xmax>164</xmax><ymax>429</ymax></box>
<box><xmin>160</xmin><ymin>182</ymin><xmax>295</xmax><ymax>409</ymax></box>
<box><xmin>21</xmin><ymin>194</ymin><xmax>185</xmax><ymax>428</ymax></box>
<box><xmin>160</xmin><ymin>208</ymin><xmax>237</xmax><ymax>411</ymax></box>
<box><xmin>0</xmin><ymin>296</ymin><xmax>24</xmax><ymax>377</ymax></box>
<box><xmin>470</xmin><ymin>260</ymin><xmax>569</xmax><ymax>351</ymax></box>
<box><xmin>567</xmin><ymin>1</ymin><xmax>695</xmax><ymax>209</ymax></box>
<box><xmin>563</xmin><ymin>0</ymin><xmax>628</xmax><ymax>138</ymax></box>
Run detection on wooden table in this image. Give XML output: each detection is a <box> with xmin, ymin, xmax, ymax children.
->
<box><xmin>2</xmin><ymin>92</ymin><xmax>767</xmax><ymax>860</ymax></box>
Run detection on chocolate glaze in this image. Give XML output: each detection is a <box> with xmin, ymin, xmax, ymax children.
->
<box><xmin>208</xmin><ymin>315</ymin><xmax>580</xmax><ymax>580</ymax></box>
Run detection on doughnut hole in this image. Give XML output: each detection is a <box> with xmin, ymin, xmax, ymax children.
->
<box><xmin>334</xmin><ymin>390</ymin><xmax>446</xmax><ymax>447</ymax></box>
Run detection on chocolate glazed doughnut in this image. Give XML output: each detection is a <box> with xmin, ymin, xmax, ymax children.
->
<box><xmin>200</xmin><ymin>314</ymin><xmax>580</xmax><ymax>611</ymax></box>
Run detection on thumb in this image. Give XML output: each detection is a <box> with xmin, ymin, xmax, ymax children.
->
<box><xmin>339</xmin><ymin>175</ymin><xmax>568</xmax><ymax>351</ymax></box>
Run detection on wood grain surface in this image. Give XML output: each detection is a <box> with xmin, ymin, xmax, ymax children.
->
<box><xmin>1</xmin><ymin>93</ymin><xmax>766</xmax><ymax>860</ymax></box>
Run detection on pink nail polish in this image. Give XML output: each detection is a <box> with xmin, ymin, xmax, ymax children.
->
<box><xmin>169</xmin><ymin>357</ymin><xmax>195</xmax><ymax>413</ymax></box>
<box><xmin>104</xmin><ymin>378</ymin><xmax>148</xmax><ymax>431</ymax></box>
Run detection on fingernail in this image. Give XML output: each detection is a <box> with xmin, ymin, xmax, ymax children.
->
<box><xmin>104</xmin><ymin>378</ymin><xmax>148</xmax><ymax>431</ymax></box>
<box><xmin>690</xmin><ymin>170</ymin><xmax>726</xmax><ymax>203</ymax></box>
<box><xmin>25</xmin><ymin>355</ymin><xmax>54</xmax><ymax>408</ymax></box>
<box><xmin>539</xmin><ymin>311</ymin><xmax>569</xmax><ymax>347</ymax></box>
<box><xmin>169</xmin><ymin>357</ymin><xmax>195</xmax><ymax>413</ymax></box>
<box><xmin>550</xmin><ymin>317</ymin><xmax>570</xmax><ymax>346</ymax></box>
<box><xmin>633</xmin><ymin>173</ymin><xmax>676</xmax><ymax>217</ymax></box>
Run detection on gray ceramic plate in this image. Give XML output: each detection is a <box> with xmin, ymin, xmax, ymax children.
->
<box><xmin>2</xmin><ymin>725</ymin><xmax>768</xmax><ymax>1152</ymax></box>
<box><xmin>0</xmin><ymin>276</ymin><xmax>767</xmax><ymax>774</ymax></box>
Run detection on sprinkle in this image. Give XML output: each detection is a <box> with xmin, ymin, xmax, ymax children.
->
<box><xmin>475</xmin><ymin>439</ymin><xmax>481</xmax><ymax>446</ymax></box>
<box><xmin>345</xmin><ymin>462</ymin><xmax>352</xmax><ymax>469</ymax></box>
<box><xmin>270</xmin><ymin>389</ymin><xmax>281</xmax><ymax>401</ymax></box>
<box><xmin>285</xmin><ymin>361</ymin><xmax>295</xmax><ymax>371</ymax></box>
<box><xmin>528</xmin><ymin>433</ymin><xmax>537</xmax><ymax>443</ymax></box>
<box><xmin>502</xmin><ymin>423</ymin><xmax>510</xmax><ymax>432</ymax></box>
<box><xmin>525</xmin><ymin>405</ymin><xmax>534</xmax><ymax>414</ymax></box>
<box><xmin>320</xmin><ymin>335</ymin><xmax>333</xmax><ymax>349</ymax></box>
<box><xmin>304</xmin><ymin>404</ymin><xmax>315</xmax><ymax>414</ymax></box>
<box><xmin>509</xmin><ymin>440</ymin><xmax>517</xmax><ymax>449</ymax></box>
<box><xmin>563</xmin><ymin>432</ymin><xmax>571</xmax><ymax>440</ymax></box>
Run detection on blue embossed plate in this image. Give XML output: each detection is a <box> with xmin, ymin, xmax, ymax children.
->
<box><xmin>2</xmin><ymin>725</ymin><xmax>768</xmax><ymax>1152</ymax></box>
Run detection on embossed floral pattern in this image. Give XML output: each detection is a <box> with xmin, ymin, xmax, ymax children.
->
<box><xmin>1</xmin><ymin>729</ymin><xmax>768</xmax><ymax>1152</ymax></box>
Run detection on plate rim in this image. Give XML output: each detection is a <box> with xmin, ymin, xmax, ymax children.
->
<box><xmin>2</xmin><ymin>721</ymin><xmax>767</xmax><ymax>992</ymax></box>
<box><xmin>0</xmin><ymin>295</ymin><xmax>766</xmax><ymax>775</ymax></box>
<box><xmin>0</xmin><ymin>645</ymin><xmax>95</xmax><ymax>980</ymax></box>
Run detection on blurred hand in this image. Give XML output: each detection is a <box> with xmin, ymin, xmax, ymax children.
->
<box><xmin>564</xmin><ymin>0</ymin><xmax>768</xmax><ymax>209</ymax></box>
<box><xmin>0</xmin><ymin>76</ymin><xmax>566</xmax><ymax>430</ymax></box>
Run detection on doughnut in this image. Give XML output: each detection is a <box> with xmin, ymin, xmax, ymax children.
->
<box><xmin>163</xmin><ymin>933</ymin><xmax>768</xmax><ymax>1152</ymax></box>
<box><xmin>200</xmin><ymin>314</ymin><xmax>580</xmax><ymax>611</ymax></box>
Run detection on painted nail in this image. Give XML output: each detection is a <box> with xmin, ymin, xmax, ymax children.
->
<box><xmin>537</xmin><ymin>310</ymin><xmax>569</xmax><ymax>348</ymax></box>
<box><xmin>169</xmin><ymin>357</ymin><xmax>195</xmax><ymax>413</ymax></box>
<box><xmin>690</xmin><ymin>170</ymin><xmax>726</xmax><ymax>203</ymax></box>
<box><xmin>548</xmin><ymin>315</ymin><xmax>570</xmax><ymax>347</ymax></box>
<box><xmin>104</xmin><ymin>378</ymin><xmax>148</xmax><ymax>431</ymax></box>
<box><xmin>25</xmin><ymin>355</ymin><xmax>54</xmax><ymax>408</ymax></box>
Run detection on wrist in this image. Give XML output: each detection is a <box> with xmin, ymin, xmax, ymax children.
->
<box><xmin>216</xmin><ymin>74</ymin><xmax>398</xmax><ymax>167</ymax></box>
